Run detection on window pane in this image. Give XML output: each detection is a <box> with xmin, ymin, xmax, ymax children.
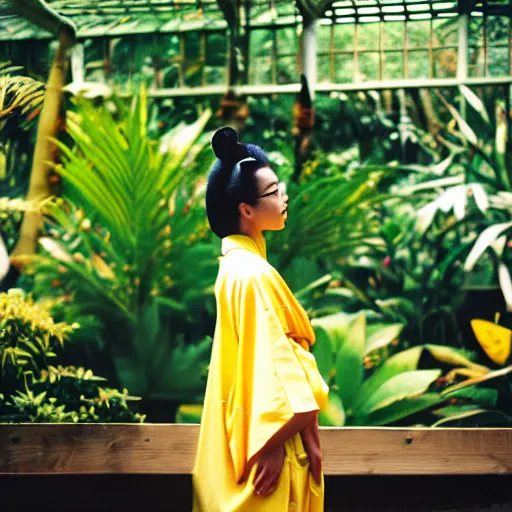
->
<box><xmin>184</xmin><ymin>32</ymin><xmax>201</xmax><ymax>60</ymax></box>
<box><xmin>359</xmin><ymin>52</ymin><xmax>379</xmax><ymax>81</ymax></box>
<box><xmin>407</xmin><ymin>50</ymin><xmax>430</xmax><ymax>78</ymax></box>
<box><xmin>468</xmin><ymin>16</ymin><xmax>485</xmax><ymax>48</ymax></box>
<box><xmin>249</xmin><ymin>30</ymin><xmax>273</xmax><ymax>84</ymax></box>
<box><xmin>468</xmin><ymin>46</ymin><xmax>486</xmax><ymax>76</ymax></box>
<box><xmin>277</xmin><ymin>56</ymin><xmax>296</xmax><ymax>84</ymax></box>
<box><xmin>488</xmin><ymin>46</ymin><xmax>509</xmax><ymax>76</ymax></box>
<box><xmin>383</xmin><ymin>50</ymin><xmax>403</xmax><ymax>79</ymax></box>
<box><xmin>383</xmin><ymin>21</ymin><xmax>404</xmax><ymax>50</ymax></box>
<box><xmin>317</xmin><ymin>24</ymin><xmax>332</xmax><ymax>53</ymax></box>
<box><xmin>408</xmin><ymin>20</ymin><xmax>430</xmax><ymax>48</ymax></box>
<box><xmin>317</xmin><ymin>54</ymin><xmax>331</xmax><ymax>83</ymax></box>
<box><xmin>487</xmin><ymin>15</ymin><xmax>510</xmax><ymax>46</ymax></box>
<box><xmin>205</xmin><ymin>33</ymin><xmax>227</xmax><ymax>67</ymax></box>
<box><xmin>358</xmin><ymin>22</ymin><xmax>379</xmax><ymax>50</ymax></box>
<box><xmin>434</xmin><ymin>48</ymin><xmax>457</xmax><ymax>77</ymax></box>
<box><xmin>432</xmin><ymin>18</ymin><xmax>458</xmax><ymax>46</ymax></box>
<box><xmin>277</xmin><ymin>27</ymin><xmax>297</xmax><ymax>55</ymax></box>
<box><xmin>204</xmin><ymin>65</ymin><xmax>226</xmax><ymax>85</ymax></box>
<box><xmin>334</xmin><ymin>23</ymin><xmax>354</xmax><ymax>51</ymax></box>
<box><xmin>336</xmin><ymin>54</ymin><xmax>354</xmax><ymax>83</ymax></box>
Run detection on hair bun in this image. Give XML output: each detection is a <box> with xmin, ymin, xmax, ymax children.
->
<box><xmin>211</xmin><ymin>127</ymin><xmax>242</xmax><ymax>162</ymax></box>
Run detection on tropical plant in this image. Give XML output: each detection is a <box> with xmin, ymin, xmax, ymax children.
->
<box><xmin>399</xmin><ymin>87</ymin><xmax>511</xmax><ymax>297</ymax></box>
<box><xmin>0</xmin><ymin>63</ymin><xmax>46</xmax><ymax>207</ymax></box>
<box><xmin>431</xmin><ymin>316</ymin><xmax>512</xmax><ymax>427</ymax></box>
<box><xmin>322</xmin><ymin>200</ymin><xmax>466</xmax><ymax>347</ymax></box>
<box><xmin>15</xmin><ymin>89</ymin><xmax>217</xmax><ymax>409</ymax></box>
<box><xmin>0</xmin><ymin>63</ymin><xmax>45</xmax><ymax>128</ymax></box>
<box><xmin>0</xmin><ymin>288</ymin><xmax>144</xmax><ymax>423</ymax></box>
<box><xmin>268</xmin><ymin>164</ymin><xmax>391</xmax><ymax>274</ymax></box>
<box><xmin>311</xmin><ymin>311</ymin><xmax>491</xmax><ymax>426</ymax></box>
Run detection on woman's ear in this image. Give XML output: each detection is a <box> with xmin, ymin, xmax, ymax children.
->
<box><xmin>239</xmin><ymin>202</ymin><xmax>253</xmax><ymax>220</ymax></box>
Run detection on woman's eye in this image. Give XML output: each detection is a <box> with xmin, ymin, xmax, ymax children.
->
<box><xmin>271</xmin><ymin>189</ymin><xmax>278</xmax><ymax>196</ymax></box>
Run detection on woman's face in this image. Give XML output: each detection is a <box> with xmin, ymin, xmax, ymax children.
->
<box><xmin>250</xmin><ymin>166</ymin><xmax>289</xmax><ymax>231</ymax></box>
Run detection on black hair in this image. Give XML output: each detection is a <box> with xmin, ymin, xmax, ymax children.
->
<box><xmin>205</xmin><ymin>127</ymin><xmax>270</xmax><ymax>239</ymax></box>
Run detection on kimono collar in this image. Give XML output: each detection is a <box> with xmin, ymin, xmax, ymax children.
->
<box><xmin>221</xmin><ymin>233</ymin><xmax>267</xmax><ymax>260</ymax></box>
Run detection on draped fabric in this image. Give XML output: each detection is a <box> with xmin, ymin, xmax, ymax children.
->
<box><xmin>192</xmin><ymin>234</ymin><xmax>328</xmax><ymax>512</ymax></box>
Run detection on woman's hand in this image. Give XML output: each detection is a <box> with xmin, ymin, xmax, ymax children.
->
<box><xmin>300</xmin><ymin>415</ymin><xmax>322</xmax><ymax>484</ymax></box>
<box><xmin>251</xmin><ymin>444</ymin><xmax>285</xmax><ymax>497</ymax></box>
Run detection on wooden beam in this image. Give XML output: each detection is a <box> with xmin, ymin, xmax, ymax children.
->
<box><xmin>144</xmin><ymin>76</ymin><xmax>512</xmax><ymax>97</ymax></box>
<box><xmin>2</xmin><ymin>425</ymin><xmax>512</xmax><ymax>476</ymax></box>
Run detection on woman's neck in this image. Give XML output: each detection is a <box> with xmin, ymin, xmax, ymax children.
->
<box><xmin>240</xmin><ymin>229</ymin><xmax>266</xmax><ymax>259</ymax></box>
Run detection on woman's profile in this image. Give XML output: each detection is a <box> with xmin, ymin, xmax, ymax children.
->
<box><xmin>192</xmin><ymin>127</ymin><xmax>329</xmax><ymax>511</ymax></box>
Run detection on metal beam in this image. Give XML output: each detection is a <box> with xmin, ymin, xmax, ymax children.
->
<box><xmin>144</xmin><ymin>76</ymin><xmax>512</xmax><ymax>98</ymax></box>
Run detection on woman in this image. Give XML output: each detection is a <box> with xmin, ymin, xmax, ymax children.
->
<box><xmin>192</xmin><ymin>127</ymin><xmax>329</xmax><ymax>511</ymax></box>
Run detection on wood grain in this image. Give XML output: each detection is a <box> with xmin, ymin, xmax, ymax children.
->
<box><xmin>1</xmin><ymin>424</ymin><xmax>512</xmax><ymax>475</ymax></box>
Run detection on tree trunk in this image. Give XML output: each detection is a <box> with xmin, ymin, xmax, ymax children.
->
<box><xmin>10</xmin><ymin>28</ymin><xmax>74</xmax><ymax>267</ymax></box>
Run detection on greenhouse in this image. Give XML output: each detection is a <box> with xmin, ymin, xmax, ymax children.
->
<box><xmin>1</xmin><ymin>0</ymin><xmax>512</xmax><ymax>511</ymax></box>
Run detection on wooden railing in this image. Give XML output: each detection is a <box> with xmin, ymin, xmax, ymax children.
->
<box><xmin>1</xmin><ymin>424</ymin><xmax>512</xmax><ymax>475</ymax></box>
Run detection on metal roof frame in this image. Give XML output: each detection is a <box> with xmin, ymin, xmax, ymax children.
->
<box><xmin>0</xmin><ymin>0</ymin><xmax>510</xmax><ymax>41</ymax></box>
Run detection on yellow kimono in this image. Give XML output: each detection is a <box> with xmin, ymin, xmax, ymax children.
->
<box><xmin>193</xmin><ymin>234</ymin><xmax>329</xmax><ymax>512</ymax></box>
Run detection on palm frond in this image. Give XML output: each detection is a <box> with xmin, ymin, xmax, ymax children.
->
<box><xmin>0</xmin><ymin>70</ymin><xmax>45</xmax><ymax>123</ymax></box>
<box><xmin>270</xmin><ymin>167</ymin><xmax>393</xmax><ymax>270</ymax></box>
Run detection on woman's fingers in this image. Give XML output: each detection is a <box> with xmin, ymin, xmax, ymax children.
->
<box><xmin>251</xmin><ymin>444</ymin><xmax>285</xmax><ymax>497</ymax></box>
<box><xmin>253</xmin><ymin>466</ymin><xmax>280</xmax><ymax>497</ymax></box>
<box><xmin>309</xmin><ymin>454</ymin><xmax>322</xmax><ymax>484</ymax></box>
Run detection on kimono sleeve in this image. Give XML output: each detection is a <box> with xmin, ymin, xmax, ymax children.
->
<box><xmin>225</xmin><ymin>274</ymin><xmax>320</xmax><ymax>482</ymax></box>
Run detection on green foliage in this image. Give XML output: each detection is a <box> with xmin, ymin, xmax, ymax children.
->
<box><xmin>21</xmin><ymin>88</ymin><xmax>217</xmax><ymax>402</ymax></box>
<box><xmin>312</xmin><ymin>308</ymin><xmax>512</xmax><ymax>427</ymax></box>
<box><xmin>0</xmin><ymin>288</ymin><xmax>143</xmax><ymax>423</ymax></box>
<box><xmin>397</xmin><ymin>88</ymin><xmax>511</xmax><ymax>301</ymax></box>
<box><xmin>269</xmin><ymin>165</ymin><xmax>391</xmax><ymax>272</ymax></box>
<box><xmin>0</xmin><ymin>62</ymin><xmax>45</xmax><ymax>128</ymax></box>
<box><xmin>312</xmin><ymin>311</ymin><xmax>444</xmax><ymax>426</ymax></box>
<box><xmin>0</xmin><ymin>63</ymin><xmax>45</xmax><ymax>200</ymax></box>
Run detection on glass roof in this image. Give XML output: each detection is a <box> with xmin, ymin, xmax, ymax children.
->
<box><xmin>0</xmin><ymin>0</ymin><xmax>509</xmax><ymax>41</ymax></box>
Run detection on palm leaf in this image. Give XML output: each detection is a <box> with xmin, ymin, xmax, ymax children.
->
<box><xmin>270</xmin><ymin>167</ymin><xmax>391</xmax><ymax>270</ymax></box>
<box><xmin>0</xmin><ymin>65</ymin><xmax>45</xmax><ymax>123</ymax></box>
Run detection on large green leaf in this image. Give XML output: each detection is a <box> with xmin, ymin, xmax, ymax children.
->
<box><xmin>360</xmin><ymin>393</ymin><xmax>443</xmax><ymax>426</ymax></box>
<box><xmin>464</xmin><ymin>222</ymin><xmax>512</xmax><ymax>271</ymax></box>
<box><xmin>441</xmin><ymin>365</ymin><xmax>512</xmax><ymax>395</ymax></box>
<box><xmin>365</xmin><ymin>323</ymin><xmax>404</xmax><ymax>355</ymax></box>
<box><xmin>442</xmin><ymin>386</ymin><xmax>498</xmax><ymax>408</ymax></box>
<box><xmin>353</xmin><ymin>346</ymin><xmax>423</xmax><ymax>413</ymax></box>
<box><xmin>335</xmin><ymin>312</ymin><xmax>366</xmax><ymax>413</ymax></box>
<box><xmin>151</xmin><ymin>336</ymin><xmax>212</xmax><ymax>400</ymax></box>
<box><xmin>310</xmin><ymin>326</ymin><xmax>335</xmax><ymax>384</ymax></box>
<box><xmin>423</xmin><ymin>344</ymin><xmax>488</xmax><ymax>373</ymax></box>
<box><xmin>459</xmin><ymin>85</ymin><xmax>490</xmax><ymax>124</ymax></box>
<box><xmin>498</xmin><ymin>262</ymin><xmax>512</xmax><ymax>312</ymax></box>
<box><xmin>358</xmin><ymin>369</ymin><xmax>441</xmax><ymax>417</ymax></box>
<box><xmin>312</xmin><ymin>312</ymin><xmax>358</xmax><ymax>355</ymax></box>
<box><xmin>438</xmin><ymin>92</ymin><xmax>478</xmax><ymax>146</ymax></box>
<box><xmin>432</xmin><ymin>408</ymin><xmax>512</xmax><ymax>427</ymax></box>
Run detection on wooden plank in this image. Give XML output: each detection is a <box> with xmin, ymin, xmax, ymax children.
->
<box><xmin>2</xmin><ymin>424</ymin><xmax>512</xmax><ymax>476</ymax></box>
